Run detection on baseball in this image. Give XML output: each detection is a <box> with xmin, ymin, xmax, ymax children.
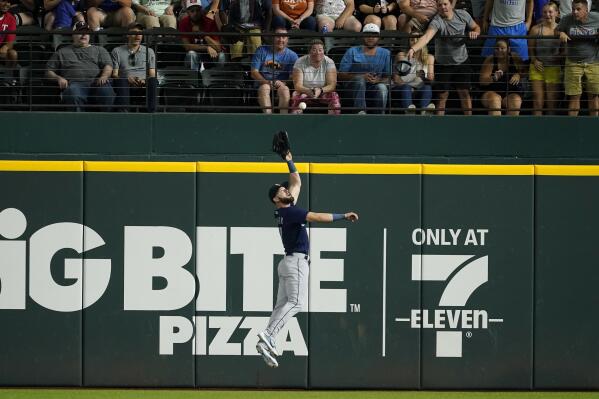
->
<box><xmin>298</xmin><ymin>102</ymin><xmax>307</xmax><ymax>111</ymax></box>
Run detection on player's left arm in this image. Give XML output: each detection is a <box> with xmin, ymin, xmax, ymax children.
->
<box><xmin>306</xmin><ymin>212</ymin><xmax>359</xmax><ymax>223</ymax></box>
<box><xmin>285</xmin><ymin>151</ymin><xmax>301</xmax><ymax>203</ymax></box>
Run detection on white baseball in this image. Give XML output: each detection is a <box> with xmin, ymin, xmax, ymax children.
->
<box><xmin>299</xmin><ymin>102</ymin><xmax>307</xmax><ymax>111</ymax></box>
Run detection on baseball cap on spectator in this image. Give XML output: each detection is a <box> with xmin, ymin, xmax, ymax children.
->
<box><xmin>362</xmin><ymin>23</ymin><xmax>380</xmax><ymax>34</ymax></box>
<box><xmin>183</xmin><ymin>0</ymin><xmax>201</xmax><ymax>10</ymax></box>
<box><xmin>73</xmin><ymin>21</ymin><xmax>91</xmax><ymax>33</ymax></box>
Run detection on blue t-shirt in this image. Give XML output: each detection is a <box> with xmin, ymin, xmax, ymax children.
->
<box><xmin>339</xmin><ymin>46</ymin><xmax>391</xmax><ymax>76</ymax></box>
<box><xmin>251</xmin><ymin>45</ymin><xmax>298</xmax><ymax>81</ymax></box>
<box><xmin>276</xmin><ymin>205</ymin><xmax>309</xmax><ymax>255</ymax></box>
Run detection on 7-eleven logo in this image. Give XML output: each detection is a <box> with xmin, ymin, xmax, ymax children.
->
<box><xmin>395</xmin><ymin>255</ymin><xmax>503</xmax><ymax>357</ymax></box>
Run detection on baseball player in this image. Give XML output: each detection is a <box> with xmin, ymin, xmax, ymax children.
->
<box><xmin>257</xmin><ymin>150</ymin><xmax>359</xmax><ymax>368</ymax></box>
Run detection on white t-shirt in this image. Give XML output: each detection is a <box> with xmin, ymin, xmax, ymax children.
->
<box><xmin>315</xmin><ymin>0</ymin><xmax>347</xmax><ymax>18</ymax></box>
<box><xmin>293</xmin><ymin>54</ymin><xmax>337</xmax><ymax>88</ymax></box>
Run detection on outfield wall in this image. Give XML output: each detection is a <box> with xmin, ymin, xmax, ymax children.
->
<box><xmin>0</xmin><ymin>160</ymin><xmax>598</xmax><ymax>389</ymax></box>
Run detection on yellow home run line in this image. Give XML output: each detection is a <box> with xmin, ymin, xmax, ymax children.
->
<box><xmin>0</xmin><ymin>161</ymin><xmax>598</xmax><ymax>176</ymax></box>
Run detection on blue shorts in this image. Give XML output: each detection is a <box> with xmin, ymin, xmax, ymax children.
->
<box><xmin>482</xmin><ymin>23</ymin><xmax>529</xmax><ymax>61</ymax></box>
<box><xmin>53</xmin><ymin>0</ymin><xmax>78</xmax><ymax>29</ymax></box>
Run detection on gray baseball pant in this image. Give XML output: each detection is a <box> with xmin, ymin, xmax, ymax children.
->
<box><xmin>266</xmin><ymin>252</ymin><xmax>309</xmax><ymax>338</ymax></box>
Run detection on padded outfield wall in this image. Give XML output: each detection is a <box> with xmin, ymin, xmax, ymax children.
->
<box><xmin>0</xmin><ymin>113</ymin><xmax>598</xmax><ymax>389</ymax></box>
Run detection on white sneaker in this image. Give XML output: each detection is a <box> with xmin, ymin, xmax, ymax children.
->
<box><xmin>258</xmin><ymin>332</ymin><xmax>278</xmax><ymax>356</ymax></box>
<box><xmin>256</xmin><ymin>342</ymin><xmax>279</xmax><ymax>368</ymax></box>
<box><xmin>421</xmin><ymin>103</ymin><xmax>436</xmax><ymax>115</ymax></box>
<box><xmin>357</xmin><ymin>110</ymin><xmax>367</xmax><ymax>115</ymax></box>
<box><xmin>406</xmin><ymin>104</ymin><xmax>416</xmax><ymax>114</ymax></box>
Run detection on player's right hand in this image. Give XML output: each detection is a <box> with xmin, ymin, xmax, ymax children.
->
<box><xmin>345</xmin><ymin>212</ymin><xmax>359</xmax><ymax>222</ymax></box>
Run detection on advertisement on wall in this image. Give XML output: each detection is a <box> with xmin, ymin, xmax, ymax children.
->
<box><xmin>0</xmin><ymin>162</ymin><xmax>597</xmax><ymax>389</ymax></box>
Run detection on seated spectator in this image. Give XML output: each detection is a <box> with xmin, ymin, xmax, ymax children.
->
<box><xmin>250</xmin><ymin>27</ymin><xmax>298</xmax><ymax>113</ymax></box>
<box><xmin>528</xmin><ymin>2</ymin><xmax>561</xmax><ymax>115</ymax></box>
<box><xmin>9</xmin><ymin>0</ymin><xmax>43</xmax><ymax>26</ymax></box>
<box><xmin>272</xmin><ymin>0</ymin><xmax>316</xmax><ymax>31</ymax></box>
<box><xmin>315</xmin><ymin>0</ymin><xmax>361</xmax><ymax>32</ymax></box>
<box><xmin>87</xmin><ymin>0</ymin><xmax>136</xmax><ymax>30</ymax></box>
<box><xmin>221</xmin><ymin>0</ymin><xmax>271</xmax><ymax>60</ymax></box>
<box><xmin>111</xmin><ymin>22</ymin><xmax>156</xmax><ymax>110</ymax></box>
<box><xmin>43</xmin><ymin>0</ymin><xmax>84</xmax><ymax>30</ymax></box>
<box><xmin>46</xmin><ymin>21</ymin><xmax>114</xmax><ymax>111</ymax></box>
<box><xmin>408</xmin><ymin>0</ymin><xmax>480</xmax><ymax>115</ymax></box>
<box><xmin>338</xmin><ymin>23</ymin><xmax>391</xmax><ymax>114</ymax></box>
<box><xmin>133</xmin><ymin>0</ymin><xmax>177</xmax><ymax>29</ymax></box>
<box><xmin>290</xmin><ymin>39</ymin><xmax>340</xmax><ymax>114</ymax></box>
<box><xmin>355</xmin><ymin>0</ymin><xmax>399</xmax><ymax>30</ymax></box>
<box><xmin>397</xmin><ymin>0</ymin><xmax>437</xmax><ymax>33</ymax></box>
<box><xmin>0</xmin><ymin>0</ymin><xmax>18</xmax><ymax>74</ymax></box>
<box><xmin>179</xmin><ymin>0</ymin><xmax>225</xmax><ymax>70</ymax></box>
<box><xmin>557</xmin><ymin>0</ymin><xmax>599</xmax><ymax>116</ymax></box>
<box><xmin>392</xmin><ymin>35</ymin><xmax>435</xmax><ymax>113</ymax></box>
<box><xmin>482</xmin><ymin>0</ymin><xmax>533</xmax><ymax>61</ymax></box>
<box><xmin>479</xmin><ymin>38</ymin><xmax>524</xmax><ymax>115</ymax></box>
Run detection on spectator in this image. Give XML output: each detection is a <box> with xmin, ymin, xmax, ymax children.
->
<box><xmin>133</xmin><ymin>0</ymin><xmax>177</xmax><ymax>28</ymax></box>
<box><xmin>397</xmin><ymin>0</ymin><xmax>437</xmax><ymax>33</ymax></box>
<box><xmin>46</xmin><ymin>21</ymin><xmax>114</xmax><ymax>111</ymax></box>
<box><xmin>290</xmin><ymin>39</ymin><xmax>341</xmax><ymax>114</ymax></box>
<box><xmin>251</xmin><ymin>27</ymin><xmax>298</xmax><ymax>113</ymax></box>
<box><xmin>479</xmin><ymin>38</ymin><xmax>524</xmax><ymax>115</ymax></box>
<box><xmin>528</xmin><ymin>2</ymin><xmax>561</xmax><ymax>115</ymax></box>
<box><xmin>558</xmin><ymin>0</ymin><xmax>591</xmax><ymax>20</ymax></box>
<box><xmin>315</xmin><ymin>0</ymin><xmax>361</xmax><ymax>32</ymax></box>
<box><xmin>408</xmin><ymin>0</ymin><xmax>480</xmax><ymax>115</ymax></box>
<box><xmin>43</xmin><ymin>0</ymin><xmax>84</xmax><ymax>30</ymax></box>
<box><xmin>338</xmin><ymin>23</ymin><xmax>391</xmax><ymax>114</ymax></box>
<box><xmin>9</xmin><ymin>0</ymin><xmax>43</xmax><ymax>26</ymax></box>
<box><xmin>179</xmin><ymin>0</ymin><xmax>225</xmax><ymax>70</ymax></box>
<box><xmin>221</xmin><ymin>0</ymin><xmax>271</xmax><ymax>60</ymax></box>
<box><xmin>0</xmin><ymin>0</ymin><xmax>18</xmax><ymax>73</ymax></box>
<box><xmin>111</xmin><ymin>22</ymin><xmax>156</xmax><ymax>109</ymax></box>
<box><xmin>557</xmin><ymin>0</ymin><xmax>599</xmax><ymax>116</ymax></box>
<box><xmin>482</xmin><ymin>0</ymin><xmax>533</xmax><ymax>61</ymax></box>
<box><xmin>392</xmin><ymin>35</ymin><xmax>435</xmax><ymax>113</ymax></box>
<box><xmin>355</xmin><ymin>0</ymin><xmax>399</xmax><ymax>30</ymax></box>
<box><xmin>87</xmin><ymin>0</ymin><xmax>136</xmax><ymax>30</ymax></box>
<box><xmin>272</xmin><ymin>0</ymin><xmax>316</xmax><ymax>30</ymax></box>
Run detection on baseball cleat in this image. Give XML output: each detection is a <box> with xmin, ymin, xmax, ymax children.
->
<box><xmin>256</xmin><ymin>342</ymin><xmax>279</xmax><ymax>368</ymax></box>
<box><xmin>258</xmin><ymin>331</ymin><xmax>278</xmax><ymax>356</ymax></box>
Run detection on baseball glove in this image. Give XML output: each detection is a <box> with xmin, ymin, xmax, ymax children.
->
<box><xmin>272</xmin><ymin>130</ymin><xmax>291</xmax><ymax>159</ymax></box>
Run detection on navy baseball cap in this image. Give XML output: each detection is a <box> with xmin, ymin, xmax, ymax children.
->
<box><xmin>268</xmin><ymin>181</ymin><xmax>288</xmax><ymax>203</ymax></box>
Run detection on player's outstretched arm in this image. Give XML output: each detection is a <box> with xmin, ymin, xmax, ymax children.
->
<box><xmin>306</xmin><ymin>212</ymin><xmax>359</xmax><ymax>223</ymax></box>
<box><xmin>286</xmin><ymin>151</ymin><xmax>301</xmax><ymax>203</ymax></box>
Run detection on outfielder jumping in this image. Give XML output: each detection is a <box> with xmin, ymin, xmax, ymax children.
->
<box><xmin>257</xmin><ymin>131</ymin><xmax>359</xmax><ymax>368</ymax></box>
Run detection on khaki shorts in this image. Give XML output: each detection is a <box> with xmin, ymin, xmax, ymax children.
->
<box><xmin>564</xmin><ymin>60</ymin><xmax>599</xmax><ymax>96</ymax></box>
<box><xmin>529</xmin><ymin>64</ymin><xmax>561</xmax><ymax>84</ymax></box>
<box><xmin>230</xmin><ymin>28</ymin><xmax>262</xmax><ymax>59</ymax></box>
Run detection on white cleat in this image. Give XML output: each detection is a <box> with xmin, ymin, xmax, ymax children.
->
<box><xmin>257</xmin><ymin>332</ymin><xmax>279</xmax><ymax>357</ymax></box>
<box><xmin>256</xmin><ymin>342</ymin><xmax>279</xmax><ymax>368</ymax></box>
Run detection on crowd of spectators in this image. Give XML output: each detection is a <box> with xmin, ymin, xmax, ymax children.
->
<box><xmin>0</xmin><ymin>0</ymin><xmax>597</xmax><ymax>114</ymax></box>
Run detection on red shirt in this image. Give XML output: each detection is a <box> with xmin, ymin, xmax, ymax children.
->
<box><xmin>0</xmin><ymin>12</ymin><xmax>16</xmax><ymax>45</ymax></box>
<box><xmin>178</xmin><ymin>15</ymin><xmax>220</xmax><ymax>45</ymax></box>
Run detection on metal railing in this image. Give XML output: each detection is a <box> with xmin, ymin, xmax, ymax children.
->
<box><xmin>0</xmin><ymin>28</ymin><xmax>597</xmax><ymax>115</ymax></box>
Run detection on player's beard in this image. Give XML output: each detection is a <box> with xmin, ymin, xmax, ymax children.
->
<box><xmin>280</xmin><ymin>196</ymin><xmax>295</xmax><ymax>205</ymax></box>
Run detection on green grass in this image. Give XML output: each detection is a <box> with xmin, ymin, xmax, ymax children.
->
<box><xmin>0</xmin><ymin>390</ymin><xmax>598</xmax><ymax>399</ymax></box>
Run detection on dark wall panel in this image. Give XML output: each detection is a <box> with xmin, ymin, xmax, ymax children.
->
<box><xmin>82</xmin><ymin>163</ymin><xmax>196</xmax><ymax>387</ymax></box>
<box><xmin>420</xmin><ymin>168</ymin><xmax>534</xmax><ymax>389</ymax></box>
<box><xmin>535</xmin><ymin>174</ymin><xmax>599</xmax><ymax>389</ymax></box>
<box><xmin>308</xmin><ymin>165</ymin><xmax>422</xmax><ymax>388</ymax></box>
<box><xmin>0</xmin><ymin>162</ymin><xmax>83</xmax><ymax>385</ymax></box>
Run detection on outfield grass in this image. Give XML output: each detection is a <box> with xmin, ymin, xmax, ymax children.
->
<box><xmin>0</xmin><ymin>390</ymin><xmax>598</xmax><ymax>399</ymax></box>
